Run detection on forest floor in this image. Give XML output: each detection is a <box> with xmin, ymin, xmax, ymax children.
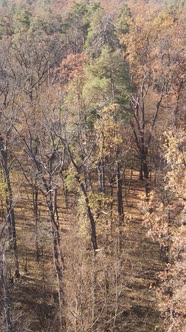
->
<box><xmin>2</xmin><ymin>170</ymin><xmax>166</xmax><ymax>332</ymax></box>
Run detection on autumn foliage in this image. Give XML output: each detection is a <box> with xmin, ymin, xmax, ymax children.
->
<box><xmin>0</xmin><ymin>1</ymin><xmax>185</xmax><ymax>331</ymax></box>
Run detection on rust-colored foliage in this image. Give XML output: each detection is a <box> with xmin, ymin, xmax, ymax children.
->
<box><xmin>59</xmin><ymin>52</ymin><xmax>87</xmax><ymax>83</ymax></box>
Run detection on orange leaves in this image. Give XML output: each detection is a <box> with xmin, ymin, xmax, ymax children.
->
<box><xmin>121</xmin><ymin>6</ymin><xmax>176</xmax><ymax>85</ymax></box>
<box><xmin>163</xmin><ymin>130</ymin><xmax>186</xmax><ymax>198</ymax></box>
<box><xmin>120</xmin><ymin>2</ymin><xmax>186</xmax><ymax>127</ymax></box>
<box><xmin>59</xmin><ymin>52</ymin><xmax>87</xmax><ymax>83</ymax></box>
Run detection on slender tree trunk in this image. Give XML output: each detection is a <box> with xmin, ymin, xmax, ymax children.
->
<box><xmin>109</xmin><ymin>175</ymin><xmax>114</xmax><ymax>235</ymax></box>
<box><xmin>142</xmin><ymin>154</ymin><xmax>149</xmax><ymax>180</ymax></box>
<box><xmin>116</xmin><ymin>149</ymin><xmax>124</xmax><ymax>226</ymax></box>
<box><xmin>85</xmin><ymin>197</ymin><xmax>98</xmax><ymax>254</ymax></box>
<box><xmin>61</xmin><ymin>173</ymin><xmax>68</xmax><ymax>208</ymax></box>
<box><xmin>140</xmin><ymin>151</ymin><xmax>151</xmax><ymax>197</ymax></box>
<box><xmin>76</xmin><ymin>175</ymin><xmax>98</xmax><ymax>253</ymax></box>
<box><xmin>46</xmin><ymin>190</ymin><xmax>65</xmax><ymax>330</ymax></box>
<box><xmin>174</xmin><ymin>82</ymin><xmax>183</xmax><ymax>128</ymax></box>
<box><xmin>0</xmin><ymin>142</ymin><xmax>19</xmax><ymax>278</ymax></box>
<box><xmin>32</xmin><ymin>184</ymin><xmax>40</xmax><ymax>261</ymax></box>
<box><xmin>97</xmin><ymin>158</ymin><xmax>105</xmax><ymax>193</ymax></box>
<box><xmin>91</xmin><ymin>258</ymin><xmax>98</xmax><ymax>330</ymax></box>
<box><xmin>66</xmin><ymin>145</ymin><xmax>98</xmax><ymax>252</ymax></box>
<box><xmin>1</xmin><ymin>246</ymin><xmax>14</xmax><ymax>332</ymax></box>
<box><xmin>113</xmin><ymin>247</ymin><xmax>119</xmax><ymax>331</ymax></box>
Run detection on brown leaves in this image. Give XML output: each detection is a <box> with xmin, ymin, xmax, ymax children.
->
<box><xmin>59</xmin><ymin>52</ymin><xmax>87</xmax><ymax>83</ymax></box>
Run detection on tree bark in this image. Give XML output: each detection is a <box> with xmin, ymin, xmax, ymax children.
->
<box><xmin>140</xmin><ymin>150</ymin><xmax>150</xmax><ymax>197</ymax></box>
<box><xmin>76</xmin><ymin>175</ymin><xmax>98</xmax><ymax>254</ymax></box>
<box><xmin>1</xmin><ymin>247</ymin><xmax>14</xmax><ymax>332</ymax></box>
<box><xmin>116</xmin><ymin>149</ymin><xmax>124</xmax><ymax>226</ymax></box>
<box><xmin>97</xmin><ymin>158</ymin><xmax>105</xmax><ymax>193</ymax></box>
<box><xmin>46</xmin><ymin>189</ymin><xmax>65</xmax><ymax>329</ymax></box>
<box><xmin>0</xmin><ymin>140</ymin><xmax>20</xmax><ymax>278</ymax></box>
<box><xmin>32</xmin><ymin>185</ymin><xmax>40</xmax><ymax>261</ymax></box>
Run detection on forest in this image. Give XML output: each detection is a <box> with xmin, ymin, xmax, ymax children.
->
<box><xmin>0</xmin><ymin>0</ymin><xmax>185</xmax><ymax>331</ymax></box>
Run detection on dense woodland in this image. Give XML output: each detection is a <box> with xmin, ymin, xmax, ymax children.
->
<box><xmin>0</xmin><ymin>0</ymin><xmax>185</xmax><ymax>331</ymax></box>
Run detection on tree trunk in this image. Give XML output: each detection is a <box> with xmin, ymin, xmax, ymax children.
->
<box><xmin>140</xmin><ymin>151</ymin><xmax>150</xmax><ymax>197</ymax></box>
<box><xmin>116</xmin><ymin>153</ymin><xmax>124</xmax><ymax>226</ymax></box>
<box><xmin>97</xmin><ymin>158</ymin><xmax>105</xmax><ymax>193</ymax></box>
<box><xmin>0</xmin><ymin>141</ymin><xmax>20</xmax><ymax>278</ymax></box>
<box><xmin>66</xmin><ymin>145</ymin><xmax>98</xmax><ymax>253</ymax></box>
<box><xmin>109</xmin><ymin>175</ymin><xmax>115</xmax><ymax>235</ymax></box>
<box><xmin>46</xmin><ymin>190</ymin><xmax>65</xmax><ymax>329</ymax></box>
<box><xmin>1</xmin><ymin>247</ymin><xmax>14</xmax><ymax>332</ymax></box>
<box><xmin>91</xmin><ymin>258</ymin><xmax>99</xmax><ymax>330</ymax></box>
<box><xmin>61</xmin><ymin>173</ymin><xmax>68</xmax><ymax>208</ymax></box>
<box><xmin>76</xmin><ymin>175</ymin><xmax>98</xmax><ymax>253</ymax></box>
<box><xmin>32</xmin><ymin>185</ymin><xmax>40</xmax><ymax>261</ymax></box>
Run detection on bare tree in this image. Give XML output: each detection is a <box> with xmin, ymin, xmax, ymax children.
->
<box><xmin>14</xmin><ymin>104</ymin><xmax>66</xmax><ymax>329</ymax></box>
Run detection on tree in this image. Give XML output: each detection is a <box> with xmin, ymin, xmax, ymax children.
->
<box><xmin>14</xmin><ymin>93</ymin><xmax>67</xmax><ymax>329</ymax></box>
<box><xmin>94</xmin><ymin>104</ymin><xmax>124</xmax><ymax>225</ymax></box>
<box><xmin>120</xmin><ymin>7</ymin><xmax>184</xmax><ymax>193</ymax></box>
<box><xmin>0</xmin><ymin>211</ymin><xmax>14</xmax><ymax>332</ymax></box>
<box><xmin>9</xmin><ymin>30</ymin><xmax>64</xmax><ymax>102</ymax></box>
<box><xmin>0</xmin><ymin>40</ymin><xmax>20</xmax><ymax>278</ymax></box>
<box><xmin>62</xmin><ymin>1</ymin><xmax>97</xmax><ymax>54</ymax></box>
<box><xmin>144</xmin><ymin>128</ymin><xmax>186</xmax><ymax>331</ymax></box>
<box><xmin>83</xmin><ymin>43</ymin><xmax>129</xmax><ymax>225</ymax></box>
<box><xmin>85</xmin><ymin>6</ymin><xmax>118</xmax><ymax>58</ymax></box>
